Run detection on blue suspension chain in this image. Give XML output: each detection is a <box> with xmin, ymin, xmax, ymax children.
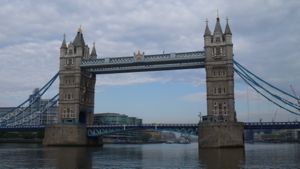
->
<box><xmin>233</xmin><ymin>60</ymin><xmax>299</xmax><ymax>100</ymax></box>
<box><xmin>1</xmin><ymin>72</ymin><xmax>59</xmax><ymax>126</ymax></box>
<box><xmin>234</xmin><ymin>63</ymin><xmax>300</xmax><ymax>110</ymax></box>
<box><xmin>234</xmin><ymin>67</ymin><xmax>300</xmax><ymax>116</ymax></box>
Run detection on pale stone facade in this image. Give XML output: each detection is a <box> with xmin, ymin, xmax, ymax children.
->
<box><xmin>199</xmin><ymin>17</ymin><xmax>244</xmax><ymax>148</ymax></box>
<box><xmin>43</xmin><ymin>28</ymin><xmax>99</xmax><ymax>146</ymax></box>
<box><xmin>204</xmin><ymin>17</ymin><xmax>236</xmax><ymax>122</ymax></box>
<box><xmin>59</xmin><ymin>29</ymin><xmax>96</xmax><ymax>125</ymax></box>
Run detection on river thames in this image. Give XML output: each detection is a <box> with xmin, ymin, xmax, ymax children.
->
<box><xmin>0</xmin><ymin>143</ymin><xmax>299</xmax><ymax>169</ymax></box>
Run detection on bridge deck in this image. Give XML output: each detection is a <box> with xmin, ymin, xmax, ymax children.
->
<box><xmin>80</xmin><ymin>51</ymin><xmax>205</xmax><ymax>74</ymax></box>
<box><xmin>0</xmin><ymin>122</ymin><xmax>299</xmax><ymax>133</ymax></box>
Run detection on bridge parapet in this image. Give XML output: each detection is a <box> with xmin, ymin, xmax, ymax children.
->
<box><xmin>87</xmin><ymin>124</ymin><xmax>199</xmax><ymax>137</ymax></box>
<box><xmin>244</xmin><ymin>121</ymin><xmax>300</xmax><ymax>129</ymax></box>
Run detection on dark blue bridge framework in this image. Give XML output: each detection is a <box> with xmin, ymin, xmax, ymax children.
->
<box><xmin>0</xmin><ymin>122</ymin><xmax>299</xmax><ymax>137</ymax></box>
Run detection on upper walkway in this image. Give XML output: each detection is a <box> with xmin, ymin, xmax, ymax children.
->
<box><xmin>80</xmin><ymin>51</ymin><xmax>205</xmax><ymax>74</ymax></box>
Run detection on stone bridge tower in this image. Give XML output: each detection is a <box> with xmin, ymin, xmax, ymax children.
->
<box><xmin>199</xmin><ymin>17</ymin><xmax>244</xmax><ymax>148</ymax></box>
<box><xmin>58</xmin><ymin>28</ymin><xmax>96</xmax><ymax>125</ymax></box>
<box><xmin>43</xmin><ymin>28</ymin><xmax>98</xmax><ymax>146</ymax></box>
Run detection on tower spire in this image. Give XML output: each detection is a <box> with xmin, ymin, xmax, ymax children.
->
<box><xmin>204</xmin><ymin>18</ymin><xmax>211</xmax><ymax>36</ymax></box>
<box><xmin>90</xmin><ymin>42</ymin><xmax>97</xmax><ymax>57</ymax></box>
<box><xmin>78</xmin><ymin>25</ymin><xmax>83</xmax><ymax>33</ymax></box>
<box><xmin>213</xmin><ymin>15</ymin><xmax>223</xmax><ymax>35</ymax></box>
<box><xmin>60</xmin><ymin>33</ymin><xmax>67</xmax><ymax>49</ymax></box>
<box><xmin>224</xmin><ymin>17</ymin><xmax>232</xmax><ymax>35</ymax></box>
<box><xmin>73</xmin><ymin>25</ymin><xmax>85</xmax><ymax>47</ymax></box>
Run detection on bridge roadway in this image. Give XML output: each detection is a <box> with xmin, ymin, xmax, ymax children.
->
<box><xmin>0</xmin><ymin>122</ymin><xmax>299</xmax><ymax>136</ymax></box>
<box><xmin>80</xmin><ymin>51</ymin><xmax>206</xmax><ymax>74</ymax></box>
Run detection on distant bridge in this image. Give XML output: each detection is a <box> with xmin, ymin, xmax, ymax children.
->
<box><xmin>0</xmin><ymin>122</ymin><xmax>299</xmax><ymax>136</ymax></box>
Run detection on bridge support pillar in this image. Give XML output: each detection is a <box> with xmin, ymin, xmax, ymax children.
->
<box><xmin>43</xmin><ymin>124</ymin><xmax>101</xmax><ymax>146</ymax></box>
<box><xmin>198</xmin><ymin>122</ymin><xmax>244</xmax><ymax>148</ymax></box>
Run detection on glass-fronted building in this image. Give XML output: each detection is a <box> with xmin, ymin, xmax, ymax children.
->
<box><xmin>93</xmin><ymin>113</ymin><xmax>142</xmax><ymax>125</ymax></box>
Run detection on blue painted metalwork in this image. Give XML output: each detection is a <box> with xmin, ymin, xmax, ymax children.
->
<box><xmin>244</xmin><ymin>122</ymin><xmax>300</xmax><ymax>130</ymax></box>
<box><xmin>0</xmin><ymin>73</ymin><xmax>59</xmax><ymax>127</ymax></box>
<box><xmin>80</xmin><ymin>51</ymin><xmax>205</xmax><ymax>74</ymax></box>
<box><xmin>86</xmin><ymin>124</ymin><xmax>199</xmax><ymax>137</ymax></box>
<box><xmin>234</xmin><ymin>62</ymin><xmax>300</xmax><ymax>116</ymax></box>
<box><xmin>0</xmin><ymin>122</ymin><xmax>299</xmax><ymax>133</ymax></box>
<box><xmin>86</xmin><ymin>122</ymin><xmax>300</xmax><ymax>137</ymax></box>
<box><xmin>0</xmin><ymin>125</ymin><xmax>44</xmax><ymax>132</ymax></box>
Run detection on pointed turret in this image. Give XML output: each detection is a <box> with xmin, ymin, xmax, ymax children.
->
<box><xmin>90</xmin><ymin>42</ymin><xmax>97</xmax><ymax>58</ymax></box>
<box><xmin>60</xmin><ymin>34</ymin><xmax>67</xmax><ymax>57</ymax></box>
<box><xmin>61</xmin><ymin>34</ymin><xmax>67</xmax><ymax>49</ymax></box>
<box><xmin>224</xmin><ymin>18</ymin><xmax>232</xmax><ymax>44</ymax></box>
<box><xmin>224</xmin><ymin>18</ymin><xmax>232</xmax><ymax>35</ymax></box>
<box><xmin>73</xmin><ymin>26</ymin><xmax>85</xmax><ymax>47</ymax></box>
<box><xmin>213</xmin><ymin>17</ymin><xmax>223</xmax><ymax>35</ymax></box>
<box><xmin>204</xmin><ymin>19</ymin><xmax>211</xmax><ymax>37</ymax></box>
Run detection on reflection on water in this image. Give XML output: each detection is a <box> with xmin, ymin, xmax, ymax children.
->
<box><xmin>199</xmin><ymin>148</ymin><xmax>245</xmax><ymax>169</ymax></box>
<box><xmin>0</xmin><ymin>143</ymin><xmax>299</xmax><ymax>168</ymax></box>
<box><xmin>43</xmin><ymin>146</ymin><xmax>94</xmax><ymax>169</ymax></box>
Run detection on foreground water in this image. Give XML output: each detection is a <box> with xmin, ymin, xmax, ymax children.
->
<box><xmin>0</xmin><ymin>143</ymin><xmax>299</xmax><ymax>169</ymax></box>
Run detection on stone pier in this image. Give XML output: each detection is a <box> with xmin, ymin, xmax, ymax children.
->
<box><xmin>198</xmin><ymin>122</ymin><xmax>244</xmax><ymax>148</ymax></box>
<box><xmin>43</xmin><ymin>124</ymin><xmax>101</xmax><ymax>146</ymax></box>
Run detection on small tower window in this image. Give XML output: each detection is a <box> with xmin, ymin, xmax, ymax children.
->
<box><xmin>214</xmin><ymin>102</ymin><xmax>217</xmax><ymax>115</ymax></box>
<box><xmin>216</xmin><ymin>37</ymin><xmax>221</xmax><ymax>43</ymax></box>
<box><xmin>219</xmin><ymin>103</ymin><xmax>222</xmax><ymax>113</ymax></box>
<box><xmin>216</xmin><ymin>47</ymin><xmax>221</xmax><ymax>55</ymax></box>
<box><xmin>223</xmin><ymin>102</ymin><xmax>227</xmax><ymax>115</ymax></box>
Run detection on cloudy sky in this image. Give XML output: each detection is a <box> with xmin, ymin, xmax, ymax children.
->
<box><xmin>0</xmin><ymin>0</ymin><xmax>299</xmax><ymax>123</ymax></box>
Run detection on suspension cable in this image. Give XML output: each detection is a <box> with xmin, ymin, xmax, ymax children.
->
<box><xmin>234</xmin><ymin>63</ymin><xmax>300</xmax><ymax>110</ymax></box>
<box><xmin>234</xmin><ymin>67</ymin><xmax>300</xmax><ymax>116</ymax></box>
<box><xmin>233</xmin><ymin>60</ymin><xmax>299</xmax><ymax>100</ymax></box>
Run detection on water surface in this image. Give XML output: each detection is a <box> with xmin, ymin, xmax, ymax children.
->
<box><xmin>0</xmin><ymin>143</ymin><xmax>299</xmax><ymax>169</ymax></box>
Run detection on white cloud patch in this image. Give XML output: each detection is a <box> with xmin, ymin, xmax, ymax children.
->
<box><xmin>182</xmin><ymin>92</ymin><xmax>206</xmax><ymax>103</ymax></box>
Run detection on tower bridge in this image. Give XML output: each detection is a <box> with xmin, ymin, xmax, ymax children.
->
<box><xmin>42</xmin><ymin>16</ymin><xmax>244</xmax><ymax>148</ymax></box>
<box><xmin>1</xmin><ymin>15</ymin><xmax>299</xmax><ymax>149</ymax></box>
